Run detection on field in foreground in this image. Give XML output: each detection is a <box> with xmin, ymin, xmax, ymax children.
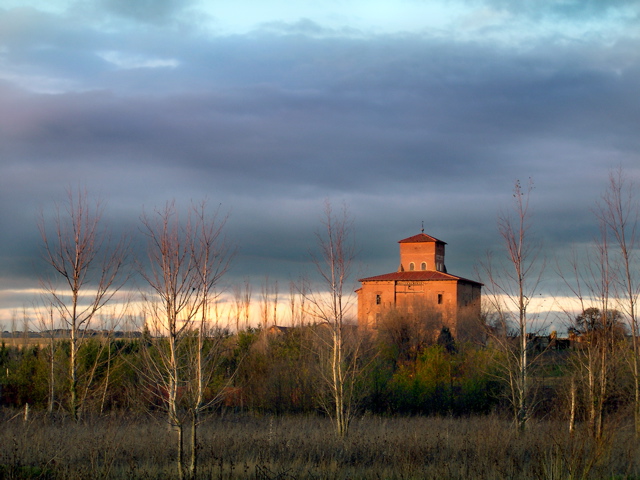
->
<box><xmin>0</xmin><ymin>411</ymin><xmax>639</xmax><ymax>479</ymax></box>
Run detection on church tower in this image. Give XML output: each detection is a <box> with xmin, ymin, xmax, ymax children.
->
<box><xmin>398</xmin><ymin>233</ymin><xmax>447</xmax><ymax>273</ymax></box>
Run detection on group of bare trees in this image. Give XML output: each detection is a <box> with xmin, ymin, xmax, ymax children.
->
<box><xmin>481</xmin><ymin>169</ymin><xmax>640</xmax><ymax>440</ymax></box>
<box><xmin>136</xmin><ymin>201</ymin><xmax>233</xmax><ymax>479</ymax></box>
<box><xmin>34</xmin><ymin>189</ymin><xmax>366</xmax><ymax>458</ymax></box>
<box><xmin>562</xmin><ymin>169</ymin><xmax>640</xmax><ymax>440</ymax></box>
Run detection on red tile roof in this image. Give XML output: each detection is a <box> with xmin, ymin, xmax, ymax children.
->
<box><xmin>358</xmin><ymin>270</ymin><xmax>482</xmax><ymax>285</ymax></box>
<box><xmin>398</xmin><ymin>233</ymin><xmax>446</xmax><ymax>244</ymax></box>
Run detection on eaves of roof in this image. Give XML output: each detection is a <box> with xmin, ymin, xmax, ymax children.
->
<box><xmin>358</xmin><ymin>270</ymin><xmax>483</xmax><ymax>286</ymax></box>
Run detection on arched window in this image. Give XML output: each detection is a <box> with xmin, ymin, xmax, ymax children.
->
<box><xmin>421</xmin><ymin>262</ymin><xmax>427</xmax><ymax>271</ymax></box>
<box><xmin>409</xmin><ymin>262</ymin><xmax>415</xmax><ymax>271</ymax></box>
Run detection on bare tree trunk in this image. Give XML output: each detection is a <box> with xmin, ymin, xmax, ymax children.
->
<box><xmin>517</xmin><ymin>316</ymin><xmax>527</xmax><ymax>431</ymax></box>
<box><xmin>260</xmin><ymin>276</ymin><xmax>271</xmax><ymax>330</ymax></box>
<box><xmin>176</xmin><ymin>422</ymin><xmax>184</xmax><ymax>480</ymax></box>
<box><xmin>70</xmin><ymin>300</ymin><xmax>79</xmax><ymax>421</ymax></box>
<box><xmin>634</xmin><ymin>349</ymin><xmax>640</xmax><ymax>436</ymax></box>
<box><xmin>168</xmin><ymin>334</ymin><xmax>184</xmax><ymax>479</ymax></box>
<box><xmin>596</xmin><ymin>339</ymin><xmax>607</xmax><ymax>439</ymax></box>
<box><xmin>189</xmin><ymin>410</ymin><xmax>198</xmax><ymax>479</ymax></box>
<box><xmin>289</xmin><ymin>281</ymin><xmax>297</xmax><ymax>327</ymax></box>
<box><xmin>100</xmin><ymin>335</ymin><xmax>112</xmax><ymax>415</ymax></box>
<box><xmin>21</xmin><ymin>309</ymin><xmax>29</xmax><ymax>349</ymax></box>
<box><xmin>232</xmin><ymin>285</ymin><xmax>243</xmax><ymax>332</ymax></box>
<box><xmin>189</xmin><ymin>300</ymin><xmax>205</xmax><ymax>480</ymax></box>
<box><xmin>272</xmin><ymin>281</ymin><xmax>279</xmax><ymax>326</ymax></box>
<box><xmin>569</xmin><ymin>375</ymin><xmax>576</xmax><ymax>435</ymax></box>
<box><xmin>10</xmin><ymin>311</ymin><xmax>17</xmax><ymax>348</ymax></box>
<box><xmin>38</xmin><ymin>306</ymin><xmax>57</xmax><ymax>415</ymax></box>
<box><xmin>332</xmin><ymin>327</ymin><xmax>346</xmax><ymax>436</ymax></box>
<box><xmin>243</xmin><ymin>278</ymin><xmax>252</xmax><ymax>330</ymax></box>
<box><xmin>49</xmin><ymin>334</ymin><xmax>55</xmax><ymax>414</ymax></box>
<box><xmin>588</xmin><ymin>347</ymin><xmax>597</xmax><ymax>436</ymax></box>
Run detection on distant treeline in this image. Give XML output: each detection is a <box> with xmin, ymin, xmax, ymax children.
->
<box><xmin>0</xmin><ymin>329</ymin><xmax>142</xmax><ymax>339</ymax></box>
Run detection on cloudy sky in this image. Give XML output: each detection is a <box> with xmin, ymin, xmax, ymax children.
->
<box><xmin>1</xmin><ymin>0</ymin><xmax>639</xmax><ymax>326</ymax></box>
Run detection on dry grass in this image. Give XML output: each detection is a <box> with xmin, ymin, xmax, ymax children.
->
<box><xmin>0</xmin><ymin>410</ymin><xmax>639</xmax><ymax>479</ymax></box>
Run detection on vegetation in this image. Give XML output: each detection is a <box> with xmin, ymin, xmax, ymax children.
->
<box><xmin>0</xmin><ymin>410</ymin><xmax>640</xmax><ymax>479</ymax></box>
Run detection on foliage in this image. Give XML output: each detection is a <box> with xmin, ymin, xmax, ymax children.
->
<box><xmin>387</xmin><ymin>344</ymin><xmax>501</xmax><ymax>415</ymax></box>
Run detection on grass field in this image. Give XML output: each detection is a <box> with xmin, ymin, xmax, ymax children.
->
<box><xmin>1</xmin><ymin>410</ymin><xmax>639</xmax><ymax>479</ymax></box>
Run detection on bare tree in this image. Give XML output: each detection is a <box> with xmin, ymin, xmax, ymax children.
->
<box><xmin>138</xmin><ymin>200</ymin><xmax>233</xmax><ymax>480</ymax></box>
<box><xmin>289</xmin><ymin>277</ymin><xmax>310</xmax><ymax>327</ymax></box>
<box><xmin>479</xmin><ymin>179</ymin><xmax>545</xmax><ymax>431</ymax></box>
<box><xmin>596</xmin><ymin>168</ymin><xmax>640</xmax><ymax>435</ymax></box>
<box><xmin>10</xmin><ymin>310</ymin><xmax>17</xmax><ymax>347</ymax></box>
<box><xmin>559</xmin><ymin>205</ymin><xmax>621</xmax><ymax>439</ymax></box>
<box><xmin>38</xmin><ymin>188</ymin><xmax>128</xmax><ymax>421</ymax></box>
<box><xmin>307</xmin><ymin>201</ymin><xmax>364</xmax><ymax>437</ymax></box>
<box><xmin>232</xmin><ymin>284</ymin><xmax>243</xmax><ymax>332</ymax></box>
<box><xmin>20</xmin><ymin>308</ymin><xmax>29</xmax><ymax>348</ymax></box>
<box><xmin>259</xmin><ymin>276</ymin><xmax>279</xmax><ymax>328</ymax></box>
<box><xmin>288</xmin><ymin>280</ymin><xmax>297</xmax><ymax>327</ymax></box>
<box><xmin>259</xmin><ymin>275</ymin><xmax>271</xmax><ymax>330</ymax></box>
<box><xmin>272</xmin><ymin>280</ymin><xmax>279</xmax><ymax>326</ymax></box>
<box><xmin>242</xmin><ymin>277</ymin><xmax>252</xmax><ymax>330</ymax></box>
<box><xmin>559</xmin><ymin>171</ymin><xmax>633</xmax><ymax>439</ymax></box>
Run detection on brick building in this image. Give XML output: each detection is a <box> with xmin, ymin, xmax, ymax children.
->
<box><xmin>356</xmin><ymin>232</ymin><xmax>482</xmax><ymax>338</ymax></box>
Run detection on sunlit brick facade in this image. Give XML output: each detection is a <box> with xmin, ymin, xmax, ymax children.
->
<box><xmin>356</xmin><ymin>233</ymin><xmax>482</xmax><ymax>338</ymax></box>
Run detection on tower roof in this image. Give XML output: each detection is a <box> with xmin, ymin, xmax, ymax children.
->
<box><xmin>398</xmin><ymin>233</ymin><xmax>446</xmax><ymax>244</ymax></box>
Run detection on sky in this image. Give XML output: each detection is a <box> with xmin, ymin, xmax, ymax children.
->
<box><xmin>1</xmin><ymin>0</ymin><xmax>640</xmax><ymax>329</ymax></box>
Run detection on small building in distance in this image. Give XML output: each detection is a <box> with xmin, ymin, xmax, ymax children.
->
<box><xmin>356</xmin><ymin>232</ymin><xmax>482</xmax><ymax>339</ymax></box>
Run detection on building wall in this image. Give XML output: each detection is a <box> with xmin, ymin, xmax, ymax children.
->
<box><xmin>357</xmin><ymin>279</ymin><xmax>482</xmax><ymax>338</ymax></box>
<box><xmin>456</xmin><ymin>282</ymin><xmax>479</xmax><ymax>309</ymax></box>
<box><xmin>356</xmin><ymin>280</ymin><xmax>396</xmax><ymax>329</ymax></box>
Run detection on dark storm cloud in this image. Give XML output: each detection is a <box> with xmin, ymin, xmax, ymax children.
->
<box><xmin>1</xmin><ymin>2</ymin><xmax>640</xmax><ymax>316</ymax></box>
<box><xmin>7</xmin><ymin>32</ymin><xmax>638</xmax><ymax>184</ymax></box>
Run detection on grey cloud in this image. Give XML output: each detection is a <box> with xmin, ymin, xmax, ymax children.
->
<box><xmin>255</xmin><ymin>18</ymin><xmax>364</xmax><ymax>38</ymax></box>
<box><xmin>3</xmin><ymin>35</ymin><xmax>639</xmax><ymax>201</ymax></box>
<box><xmin>471</xmin><ymin>0</ymin><xmax>640</xmax><ymax>21</ymax></box>
<box><xmin>99</xmin><ymin>0</ymin><xmax>194</xmax><ymax>25</ymax></box>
